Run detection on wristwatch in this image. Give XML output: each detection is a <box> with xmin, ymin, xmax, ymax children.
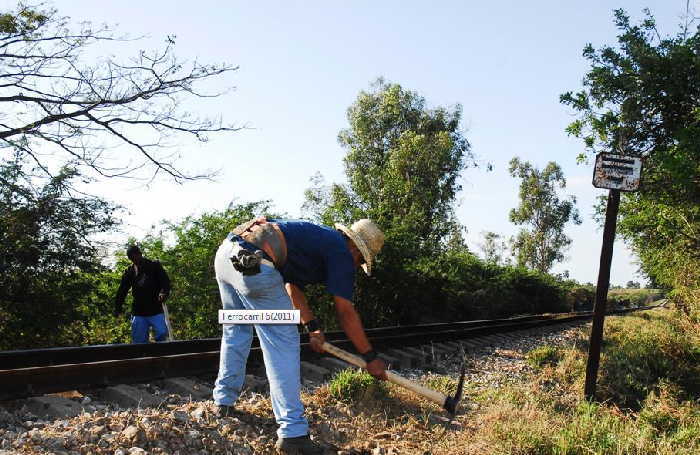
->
<box><xmin>304</xmin><ymin>319</ymin><xmax>321</xmax><ymax>333</ymax></box>
<box><xmin>361</xmin><ymin>349</ymin><xmax>378</xmax><ymax>363</ymax></box>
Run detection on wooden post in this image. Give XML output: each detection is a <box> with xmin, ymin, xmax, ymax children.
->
<box><xmin>584</xmin><ymin>189</ymin><xmax>621</xmax><ymax>401</ymax></box>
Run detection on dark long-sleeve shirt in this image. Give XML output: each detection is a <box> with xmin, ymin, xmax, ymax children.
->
<box><xmin>114</xmin><ymin>258</ymin><xmax>171</xmax><ymax>316</ymax></box>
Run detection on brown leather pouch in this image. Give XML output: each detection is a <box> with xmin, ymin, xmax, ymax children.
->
<box><xmin>231</xmin><ymin>219</ymin><xmax>287</xmax><ymax>267</ymax></box>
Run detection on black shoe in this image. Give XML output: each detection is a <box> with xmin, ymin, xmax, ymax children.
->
<box><xmin>216</xmin><ymin>404</ymin><xmax>237</xmax><ymax>418</ymax></box>
<box><xmin>275</xmin><ymin>434</ymin><xmax>324</xmax><ymax>454</ymax></box>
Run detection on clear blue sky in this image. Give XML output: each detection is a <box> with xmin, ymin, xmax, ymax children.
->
<box><xmin>37</xmin><ymin>0</ymin><xmax>695</xmax><ymax>285</ymax></box>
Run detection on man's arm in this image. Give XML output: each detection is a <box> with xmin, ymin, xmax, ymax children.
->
<box><xmin>114</xmin><ymin>269</ymin><xmax>132</xmax><ymax>315</ymax></box>
<box><xmin>285</xmin><ymin>283</ymin><xmax>316</xmax><ymax>323</ymax></box>
<box><xmin>333</xmin><ymin>295</ymin><xmax>387</xmax><ymax>380</ymax></box>
<box><xmin>285</xmin><ymin>283</ymin><xmax>327</xmax><ymax>353</ymax></box>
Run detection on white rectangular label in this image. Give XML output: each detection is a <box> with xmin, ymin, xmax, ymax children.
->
<box><xmin>218</xmin><ymin>310</ymin><xmax>301</xmax><ymax>324</ymax></box>
<box><xmin>592</xmin><ymin>153</ymin><xmax>642</xmax><ymax>191</ymax></box>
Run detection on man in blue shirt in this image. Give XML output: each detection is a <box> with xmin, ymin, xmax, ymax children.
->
<box><xmin>213</xmin><ymin>218</ymin><xmax>386</xmax><ymax>454</ymax></box>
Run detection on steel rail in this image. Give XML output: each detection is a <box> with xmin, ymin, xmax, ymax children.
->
<box><xmin>0</xmin><ymin>306</ymin><xmax>656</xmax><ymax>401</ymax></box>
<box><xmin>0</xmin><ymin>313</ymin><xmax>578</xmax><ymax>370</ymax></box>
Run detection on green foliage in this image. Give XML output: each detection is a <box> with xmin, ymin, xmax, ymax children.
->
<box><xmin>607</xmin><ymin>288</ymin><xmax>665</xmax><ymax>308</ymax></box>
<box><xmin>0</xmin><ymin>154</ymin><xmax>120</xmax><ymax>349</ymax></box>
<box><xmin>402</xmin><ymin>249</ymin><xmax>570</xmax><ymax>323</ymax></box>
<box><xmin>328</xmin><ymin>368</ymin><xmax>387</xmax><ymax>403</ymax></box>
<box><xmin>101</xmin><ymin>201</ymin><xmax>281</xmax><ymax>341</ymax></box>
<box><xmin>0</xmin><ymin>6</ymin><xmax>47</xmax><ymax>34</ymax></box>
<box><xmin>567</xmin><ymin>285</ymin><xmax>595</xmax><ymax>311</ymax></box>
<box><xmin>421</xmin><ymin>373</ymin><xmax>458</xmax><ymax>396</ymax></box>
<box><xmin>508</xmin><ymin>157</ymin><xmax>581</xmax><ymax>273</ymax></box>
<box><xmin>486</xmin><ymin>389</ymin><xmax>700</xmax><ymax>454</ymax></box>
<box><xmin>597</xmin><ymin>312</ymin><xmax>700</xmax><ymax>408</ymax></box>
<box><xmin>477</xmin><ymin>231</ymin><xmax>510</xmax><ymax>265</ymax></box>
<box><xmin>526</xmin><ymin>345</ymin><xmax>561</xmax><ymax>368</ymax></box>
<box><xmin>303</xmin><ymin>80</ymin><xmax>572</xmax><ymax>327</ymax></box>
<box><xmin>561</xmin><ymin>9</ymin><xmax>700</xmax><ymax>311</ymax></box>
<box><xmin>306</xmin><ymin>78</ymin><xmax>473</xmax><ymax>256</ymax></box>
<box><xmin>477</xmin><ymin>310</ymin><xmax>700</xmax><ymax>454</ymax></box>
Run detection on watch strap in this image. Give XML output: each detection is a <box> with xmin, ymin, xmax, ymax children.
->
<box><xmin>361</xmin><ymin>349</ymin><xmax>378</xmax><ymax>363</ymax></box>
<box><xmin>304</xmin><ymin>319</ymin><xmax>321</xmax><ymax>333</ymax></box>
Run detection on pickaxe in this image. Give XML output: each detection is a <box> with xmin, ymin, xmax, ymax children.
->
<box><xmin>322</xmin><ymin>342</ymin><xmax>465</xmax><ymax>416</ymax></box>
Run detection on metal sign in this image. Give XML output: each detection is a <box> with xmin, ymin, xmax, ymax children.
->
<box><xmin>592</xmin><ymin>153</ymin><xmax>642</xmax><ymax>191</ymax></box>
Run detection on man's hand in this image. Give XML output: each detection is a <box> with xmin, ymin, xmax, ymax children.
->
<box><xmin>366</xmin><ymin>358</ymin><xmax>388</xmax><ymax>380</ymax></box>
<box><xmin>308</xmin><ymin>330</ymin><xmax>325</xmax><ymax>353</ymax></box>
<box><xmin>158</xmin><ymin>292</ymin><xmax>168</xmax><ymax>303</ymax></box>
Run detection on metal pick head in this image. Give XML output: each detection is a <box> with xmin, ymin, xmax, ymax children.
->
<box><xmin>443</xmin><ymin>364</ymin><xmax>466</xmax><ymax>416</ymax></box>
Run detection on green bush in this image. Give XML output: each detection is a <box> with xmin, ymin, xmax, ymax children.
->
<box><xmin>526</xmin><ymin>345</ymin><xmax>561</xmax><ymax>368</ymax></box>
<box><xmin>477</xmin><ymin>311</ymin><xmax>700</xmax><ymax>455</ymax></box>
<box><xmin>404</xmin><ymin>250</ymin><xmax>570</xmax><ymax>323</ymax></box>
<box><xmin>421</xmin><ymin>373</ymin><xmax>458</xmax><ymax>395</ymax></box>
<box><xmin>608</xmin><ymin>289</ymin><xmax>666</xmax><ymax>308</ymax></box>
<box><xmin>595</xmin><ymin>312</ymin><xmax>700</xmax><ymax>408</ymax></box>
<box><xmin>328</xmin><ymin>368</ymin><xmax>387</xmax><ymax>403</ymax></box>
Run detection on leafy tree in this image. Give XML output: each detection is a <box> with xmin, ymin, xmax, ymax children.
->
<box><xmin>508</xmin><ymin>157</ymin><xmax>581</xmax><ymax>273</ymax></box>
<box><xmin>560</xmin><ymin>8</ymin><xmax>699</xmax><ymax>311</ymax></box>
<box><xmin>303</xmin><ymin>79</ymin><xmax>476</xmax><ymax>325</ymax></box>
<box><xmin>0</xmin><ymin>153</ymin><xmax>120</xmax><ymax>349</ymax></box>
<box><xmin>478</xmin><ymin>231</ymin><xmax>511</xmax><ymax>265</ymax></box>
<box><xmin>307</xmin><ymin>78</ymin><xmax>475</xmax><ymax>254</ymax></box>
<box><xmin>0</xmin><ymin>3</ymin><xmax>238</xmax><ymax>183</ymax></box>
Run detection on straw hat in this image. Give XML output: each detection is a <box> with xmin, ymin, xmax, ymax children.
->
<box><xmin>335</xmin><ymin>219</ymin><xmax>385</xmax><ymax>276</ymax></box>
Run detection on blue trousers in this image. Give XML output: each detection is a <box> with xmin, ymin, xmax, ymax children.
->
<box><xmin>131</xmin><ymin>313</ymin><xmax>168</xmax><ymax>343</ymax></box>
<box><xmin>213</xmin><ymin>237</ymin><xmax>308</xmax><ymax>438</ymax></box>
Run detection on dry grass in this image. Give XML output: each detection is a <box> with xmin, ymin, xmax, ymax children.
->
<box><xmin>299</xmin><ymin>309</ymin><xmax>700</xmax><ymax>455</ymax></box>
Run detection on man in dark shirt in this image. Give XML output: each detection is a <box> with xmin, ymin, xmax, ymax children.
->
<box><xmin>114</xmin><ymin>245</ymin><xmax>171</xmax><ymax>343</ymax></box>
<box><xmin>213</xmin><ymin>218</ymin><xmax>386</xmax><ymax>454</ymax></box>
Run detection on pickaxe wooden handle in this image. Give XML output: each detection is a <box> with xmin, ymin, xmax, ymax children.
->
<box><xmin>162</xmin><ymin>303</ymin><xmax>175</xmax><ymax>341</ymax></box>
<box><xmin>322</xmin><ymin>341</ymin><xmax>465</xmax><ymax>415</ymax></box>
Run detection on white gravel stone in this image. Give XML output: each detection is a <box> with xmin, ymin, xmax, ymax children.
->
<box><xmin>121</xmin><ymin>425</ymin><xmax>140</xmax><ymax>440</ymax></box>
<box><xmin>190</xmin><ymin>406</ymin><xmax>205</xmax><ymax>420</ymax></box>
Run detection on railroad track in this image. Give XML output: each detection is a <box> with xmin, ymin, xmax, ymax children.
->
<box><xmin>0</xmin><ymin>305</ymin><xmax>658</xmax><ymax>412</ymax></box>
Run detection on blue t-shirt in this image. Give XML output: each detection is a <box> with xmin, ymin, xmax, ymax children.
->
<box><xmin>271</xmin><ymin>219</ymin><xmax>355</xmax><ymax>301</ymax></box>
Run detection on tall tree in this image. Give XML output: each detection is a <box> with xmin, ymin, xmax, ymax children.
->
<box><xmin>303</xmin><ymin>79</ymin><xmax>476</xmax><ymax>325</ymax></box>
<box><xmin>0</xmin><ymin>153</ymin><xmax>119</xmax><ymax>349</ymax></box>
<box><xmin>560</xmin><ymin>8</ymin><xmax>700</xmax><ymax>308</ymax></box>
<box><xmin>306</xmin><ymin>78</ymin><xmax>474</xmax><ymax>256</ymax></box>
<box><xmin>508</xmin><ymin>157</ymin><xmax>581</xmax><ymax>273</ymax></box>
<box><xmin>0</xmin><ymin>3</ymin><xmax>238</xmax><ymax>183</ymax></box>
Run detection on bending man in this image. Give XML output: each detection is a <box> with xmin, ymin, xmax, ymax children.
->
<box><xmin>213</xmin><ymin>218</ymin><xmax>387</xmax><ymax>455</ymax></box>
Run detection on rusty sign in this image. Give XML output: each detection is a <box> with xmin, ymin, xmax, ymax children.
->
<box><xmin>592</xmin><ymin>153</ymin><xmax>642</xmax><ymax>191</ymax></box>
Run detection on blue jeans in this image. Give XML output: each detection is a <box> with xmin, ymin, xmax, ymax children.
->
<box><xmin>213</xmin><ymin>237</ymin><xmax>308</xmax><ymax>438</ymax></box>
<box><xmin>131</xmin><ymin>313</ymin><xmax>168</xmax><ymax>343</ymax></box>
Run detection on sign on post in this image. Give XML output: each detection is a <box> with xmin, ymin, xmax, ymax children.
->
<box><xmin>584</xmin><ymin>152</ymin><xmax>642</xmax><ymax>401</ymax></box>
<box><xmin>592</xmin><ymin>153</ymin><xmax>642</xmax><ymax>191</ymax></box>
